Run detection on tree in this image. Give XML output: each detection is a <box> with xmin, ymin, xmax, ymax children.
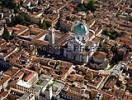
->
<box><xmin>14</xmin><ymin>3</ymin><xmax>21</xmax><ymax>13</ymax></box>
<box><xmin>12</xmin><ymin>12</ymin><xmax>30</xmax><ymax>25</ymax></box>
<box><xmin>16</xmin><ymin>14</ymin><xmax>25</xmax><ymax>24</ymax></box>
<box><xmin>2</xmin><ymin>27</ymin><xmax>11</xmax><ymax>41</ymax></box>
<box><xmin>1</xmin><ymin>0</ymin><xmax>16</xmax><ymax>9</ymax></box>
<box><xmin>126</xmin><ymin>16</ymin><xmax>132</xmax><ymax>22</ymax></box>
<box><xmin>76</xmin><ymin>3</ymin><xmax>87</xmax><ymax>12</ymax></box>
<box><xmin>39</xmin><ymin>20</ymin><xmax>51</xmax><ymax>29</ymax></box>
<box><xmin>102</xmin><ymin>29</ymin><xmax>120</xmax><ymax>40</ymax></box>
<box><xmin>76</xmin><ymin>0</ymin><xmax>96</xmax><ymax>12</ymax></box>
<box><xmin>86</xmin><ymin>0</ymin><xmax>96</xmax><ymax>12</ymax></box>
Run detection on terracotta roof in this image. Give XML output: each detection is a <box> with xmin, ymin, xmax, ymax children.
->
<box><xmin>54</xmin><ymin>32</ymin><xmax>73</xmax><ymax>47</ymax></box>
<box><xmin>13</xmin><ymin>24</ymin><xmax>29</xmax><ymax>35</ymax></box>
<box><xmin>15</xmin><ymin>70</ymin><xmax>24</xmax><ymax>79</ymax></box>
<box><xmin>32</xmin><ymin>39</ymin><xmax>49</xmax><ymax>46</ymax></box>
<box><xmin>30</xmin><ymin>27</ymin><xmax>45</xmax><ymax>34</ymax></box>
<box><xmin>24</xmin><ymin>72</ymin><xmax>33</xmax><ymax>82</ymax></box>
<box><xmin>0</xmin><ymin>91</ymin><xmax>8</xmax><ymax>98</ymax></box>
<box><xmin>123</xmin><ymin>91</ymin><xmax>132</xmax><ymax>100</ymax></box>
<box><xmin>118</xmin><ymin>37</ymin><xmax>132</xmax><ymax>47</ymax></box>
<box><xmin>93</xmin><ymin>51</ymin><xmax>107</xmax><ymax>60</ymax></box>
<box><xmin>22</xmin><ymin>68</ymin><xmax>37</xmax><ymax>82</ymax></box>
<box><xmin>66</xmin><ymin>86</ymin><xmax>82</xmax><ymax>99</ymax></box>
<box><xmin>4</xmin><ymin>67</ymin><xmax>19</xmax><ymax>77</ymax></box>
<box><xmin>32</xmin><ymin>30</ymin><xmax>49</xmax><ymax>46</ymax></box>
<box><xmin>0</xmin><ymin>74</ymin><xmax>11</xmax><ymax>85</ymax></box>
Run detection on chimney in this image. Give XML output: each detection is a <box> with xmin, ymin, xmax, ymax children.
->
<box><xmin>49</xmin><ymin>23</ymin><xmax>55</xmax><ymax>46</ymax></box>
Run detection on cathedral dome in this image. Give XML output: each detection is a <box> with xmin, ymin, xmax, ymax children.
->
<box><xmin>72</xmin><ymin>21</ymin><xmax>89</xmax><ymax>36</ymax></box>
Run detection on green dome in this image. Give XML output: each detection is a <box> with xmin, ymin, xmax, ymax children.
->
<box><xmin>72</xmin><ymin>21</ymin><xmax>89</xmax><ymax>36</ymax></box>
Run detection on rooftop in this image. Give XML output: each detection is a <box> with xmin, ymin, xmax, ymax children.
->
<box><xmin>0</xmin><ymin>74</ymin><xmax>11</xmax><ymax>85</ymax></box>
<box><xmin>4</xmin><ymin>67</ymin><xmax>19</xmax><ymax>77</ymax></box>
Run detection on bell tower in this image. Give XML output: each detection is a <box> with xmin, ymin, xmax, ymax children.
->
<box><xmin>49</xmin><ymin>23</ymin><xmax>55</xmax><ymax>46</ymax></box>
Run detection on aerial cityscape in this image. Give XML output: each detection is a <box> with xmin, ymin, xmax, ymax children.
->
<box><xmin>0</xmin><ymin>0</ymin><xmax>132</xmax><ymax>100</ymax></box>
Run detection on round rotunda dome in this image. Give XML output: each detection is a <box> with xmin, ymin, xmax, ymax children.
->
<box><xmin>72</xmin><ymin>21</ymin><xmax>89</xmax><ymax>36</ymax></box>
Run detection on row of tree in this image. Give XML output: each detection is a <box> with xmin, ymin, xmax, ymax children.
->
<box><xmin>76</xmin><ymin>0</ymin><xmax>96</xmax><ymax>12</ymax></box>
<box><xmin>1</xmin><ymin>27</ymin><xmax>14</xmax><ymax>41</ymax></box>
<box><xmin>1</xmin><ymin>0</ymin><xmax>16</xmax><ymax>8</ymax></box>
<box><xmin>102</xmin><ymin>29</ymin><xmax>122</xmax><ymax>40</ymax></box>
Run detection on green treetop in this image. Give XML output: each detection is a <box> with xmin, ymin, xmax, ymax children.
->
<box><xmin>2</xmin><ymin>27</ymin><xmax>11</xmax><ymax>41</ymax></box>
<box><xmin>86</xmin><ymin>0</ymin><xmax>96</xmax><ymax>12</ymax></box>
